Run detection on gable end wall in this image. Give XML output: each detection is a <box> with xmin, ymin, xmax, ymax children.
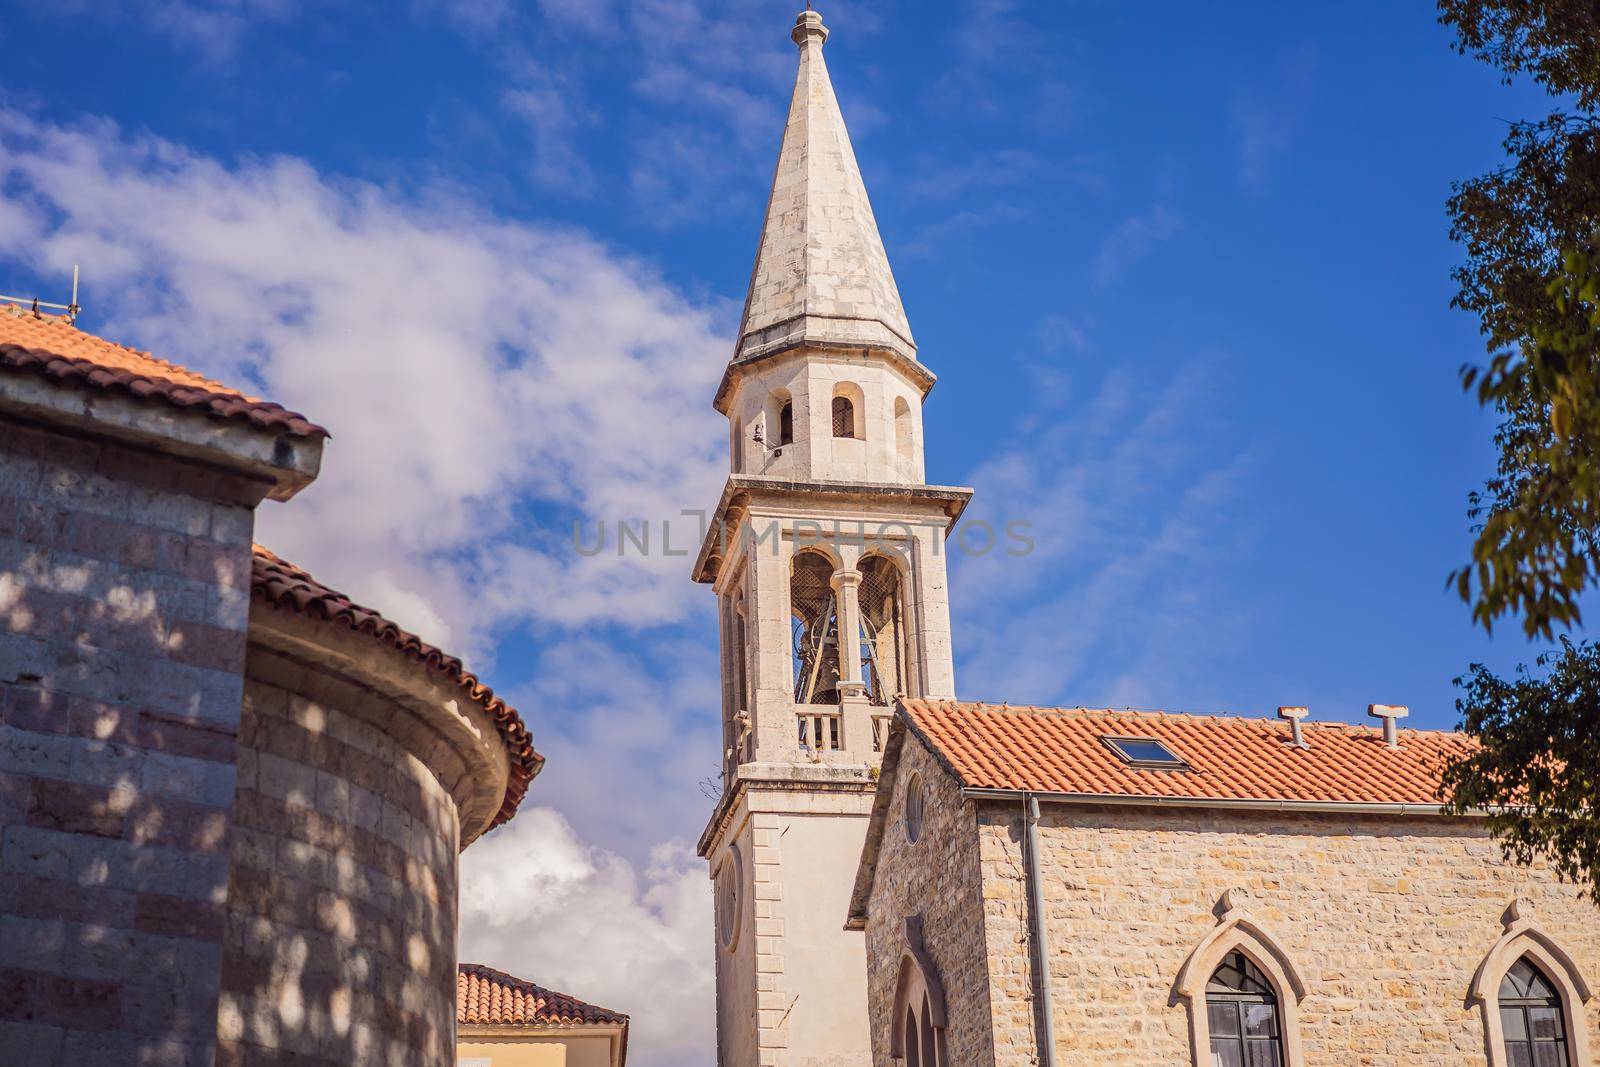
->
<box><xmin>864</xmin><ymin>734</ymin><xmax>995</xmax><ymax>1067</ymax></box>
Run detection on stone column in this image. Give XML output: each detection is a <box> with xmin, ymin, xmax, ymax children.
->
<box><xmin>748</xmin><ymin>522</ymin><xmax>796</xmax><ymax>757</ymax></box>
<box><xmin>831</xmin><ymin>566</ymin><xmax>873</xmax><ymax>752</ymax></box>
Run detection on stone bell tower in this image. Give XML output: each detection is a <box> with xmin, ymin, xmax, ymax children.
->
<box><xmin>692</xmin><ymin>9</ymin><xmax>971</xmax><ymax>1064</ymax></box>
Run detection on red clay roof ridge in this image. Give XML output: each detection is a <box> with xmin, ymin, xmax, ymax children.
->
<box><xmin>250</xmin><ymin>544</ymin><xmax>542</xmax><ymax>828</ymax></box>
<box><xmin>0</xmin><ymin>303</ymin><xmax>327</xmax><ymax>439</ymax></box>
<box><xmin>457</xmin><ymin>962</ymin><xmax>629</xmax><ymax>1026</ymax></box>
<box><xmin>1</xmin><ymin>303</ymin><xmax>244</xmax><ymax>394</ymax></box>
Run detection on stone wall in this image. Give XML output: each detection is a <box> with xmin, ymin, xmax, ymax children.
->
<box><xmin>216</xmin><ymin>668</ymin><xmax>464</xmax><ymax>1066</ymax></box>
<box><xmin>974</xmin><ymin>802</ymin><xmax>1600</xmax><ymax>1066</ymax></box>
<box><xmin>0</xmin><ymin>416</ymin><xmax>256</xmax><ymax>1066</ymax></box>
<box><xmin>863</xmin><ymin>736</ymin><xmax>994</xmax><ymax>1067</ymax></box>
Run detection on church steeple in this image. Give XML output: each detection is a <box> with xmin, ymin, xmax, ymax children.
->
<box><xmin>716</xmin><ymin>7</ymin><xmax>927</xmax><ymax>414</ymax></box>
<box><xmin>695</xmin><ymin>14</ymin><xmax>971</xmax><ymax>1065</ymax></box>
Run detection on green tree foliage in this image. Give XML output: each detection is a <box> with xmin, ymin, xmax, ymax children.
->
<box><xmin>1439</xmin><ymin>0</ymin><xmax>1600</xmax><ymax>900</ymax></box>
<box><xmin>1456</xmin><ymin>238</ymin><xmax>1600</xmax><ymax>636</ymax></box>
<box><xmin>1443</xmin><ymin>641</ymin><xmax>1600</xmax><ymax>901</ymax></box>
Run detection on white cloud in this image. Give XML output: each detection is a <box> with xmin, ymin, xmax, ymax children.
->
<box><xmin>1093</xmin><ymin>202</ymin><xmax>1182</xmax><ymax>288</ymax></box>
<box><xmin>417</xmin><ymin>0</ymin><xmax>885</xmax><ymax>222</ymax></box>
<box><xmin>0</xmin><ymin>106</ymin><xmax>731</xmax><ymax>658</ymax></box>
<box><xmin>1231</xmin><ymin>46</ymin><xmax>1319</xmax><ymax>190</ymax></box>
<box><xmin>460</xmin><ymin>808</ymin><xmax>713</xmax><ymax>1066</ymax></box>
<box><xmin>925</xmin><ymin>0</ymin><xmax>1081</xmax><ymax>128</ymax></box>
<box><xmin>52</xmin><ymin>0</ymin><xmax>296</xmax><ymax>59</ymax></box>
<box><xmin>503</xmin><ymin>79</ymin><xmax>602</xmax><ymax>190</ymax></box>
<box><xmin>508</xmin><ymin>634</ymin><xmax>723</xmax><ymax>864</ymax></box>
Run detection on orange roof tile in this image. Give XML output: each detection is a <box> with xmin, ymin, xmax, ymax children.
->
<box><xmin>0</xmin><ymin>304</ymin><xmax>325</xmax><ymax>437</ymax></box>
<box><xmin>457</xmin><ymin>963</ymin><xmax>629</xmax><ymax>1029</ymax></box>
<box><xmin>900</xmin><ymin>698</ymin><xmax>1474</xmax><ymax>806</ymax></box>
<box><xmin>251</xmin><ymin>546</ymin><xmax>542</xmax><ymax>827</ymax></box>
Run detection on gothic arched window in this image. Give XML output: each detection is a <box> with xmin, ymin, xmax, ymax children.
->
<box><xmin>791</xmin><ymin>550</ymin><xmax>841</xmax><ymax>707</ymax></box>
<box><xmin>902</xmin><ymin>1005</ymin><xmax>921</xmax><ymax>1067</ymax></box>
<box><xmin>1499</xmin><ymin>957</ymin><xmax>1572</xmax><ymax>1067</ymax></box>
<box><xmin>1206</xmin><ymin>951</ymin><xmax>1283</xmax><ymax>1067</ymax></box>
<box><xmin>891</xmin><ymin>930</ymin><xmax>948</xmax><ymax>1067</ymax></box>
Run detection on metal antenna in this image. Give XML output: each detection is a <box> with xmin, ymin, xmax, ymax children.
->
<box><xmin>0</xmin><ymin>264</ymin><xmax>83</xmax><ymax>324</ymax></box>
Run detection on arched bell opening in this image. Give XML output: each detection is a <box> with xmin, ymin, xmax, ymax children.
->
<box><xmin>791</xmin><ymin>549</ymin><xmax>842</xmax><ymax>708</ymax></box>
<box><xmin>858</xmin><ymin>554</ymin><xmax>910</xmax><ymax>705</ymax></box>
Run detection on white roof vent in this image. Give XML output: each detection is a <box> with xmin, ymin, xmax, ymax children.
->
<box><xmin>1367</xmin><ymin>704</ymin><xmax>1409</xmax><ymax>748</ymax></box>
<box><xmin>1277</xmin><ymin>706</ymin><xmax>1309</xmax><ymax>748</ymax></box>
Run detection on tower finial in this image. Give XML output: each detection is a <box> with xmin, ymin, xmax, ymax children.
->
<box><xmin>792</xmin><ymin>7</ymin><xmax>827</xmax><ymax>48</ymax></box>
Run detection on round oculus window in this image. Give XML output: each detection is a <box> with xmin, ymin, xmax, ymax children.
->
<box><xmin>905</xmin><ymin>773</ymin><xmax>925</xmax><ymax>843</ymax></box>
<box><xmin>715</xmin><ymin>845</ymin><xmax>743</xmax><ymax>951</ymax></box>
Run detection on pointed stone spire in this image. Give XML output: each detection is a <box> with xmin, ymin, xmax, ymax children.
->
<box><xmin>734</xmin><ymin>8</ymin><xmax>916</xmax><ymax>369</ymax></box>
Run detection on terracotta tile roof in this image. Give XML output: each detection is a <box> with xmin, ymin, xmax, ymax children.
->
<box><xmin>251</xmin><ymin>546</ymin><xmax>542</xmax><ymax>827</ymax></box>
<box><xmin>900</xmin><ymin>699</ymin><xmax>1475</xmax><ymax>806</ymax></box>
<box><xmin>457</xmin><ymin>963</ymin><xmax>629</xmax><ymax>1028</ymax></box>
<box><xmin>0</xmin><ymin>304</ymin><xmax>325</xmax><ymax>437</ymax></box>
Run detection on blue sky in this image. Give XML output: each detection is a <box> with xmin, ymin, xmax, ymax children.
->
<box><xmin>0</xmin><ymin>1</ymin><xmax>1562</xmax><ymax>1061</ymax></box>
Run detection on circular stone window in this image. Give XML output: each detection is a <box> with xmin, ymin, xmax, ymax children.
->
<box><xmin>715</xmin><ymin>845</ymin><xmax>743</xmax><ymax>951</ymax></box>
<box><xmin>905</xmin><ymin>773</ymin><xmax>925</xmax><ymax>843</ymax></box>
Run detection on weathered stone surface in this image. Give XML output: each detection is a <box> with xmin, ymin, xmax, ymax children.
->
<box><xmin>0</xmin><ymin>417</ymin><xmax>253</xmax><ymax>1064</ymax></box>
<box><xmin>215</xmin><ymin>676</ymin><xmax>462</xmax><ymax>1067</ymax></box>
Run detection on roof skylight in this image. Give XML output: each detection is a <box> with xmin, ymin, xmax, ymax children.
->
<box><xmin>1102</xmin><ymin>736</ymin><xmax>1188</xmax><ymax>770</ymax></box>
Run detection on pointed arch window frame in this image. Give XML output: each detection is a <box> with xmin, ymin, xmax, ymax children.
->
<box><xmin>1174</xmin><ymin>892</ymin><xmax>1306</xmax><ymax>1067</ymax></box>
<box><xmin>1470</xmin><ymin>899</ymin><xmax>1594</xmax><ymax>1067</ymax></box>
<box><xmin>889</xmin><ymin>915</ymin><xmax>948</xmax><ymax>1066</ymax></box>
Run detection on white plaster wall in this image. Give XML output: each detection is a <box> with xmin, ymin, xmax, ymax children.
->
<box><xmin>777</xmin><ymin>811</ymin><xmax>874</xmax><ymax>1066</ymax></box>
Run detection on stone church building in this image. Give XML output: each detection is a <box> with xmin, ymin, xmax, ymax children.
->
<box><xmin>696</xmin><ymin>9</ymin><xmax>1599</xmax><ymax>1067</ymax></box>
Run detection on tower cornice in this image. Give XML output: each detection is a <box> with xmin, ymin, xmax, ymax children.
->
<box><xmin>690</xmin><ymin>473</ymin><xmax>974</xmax><ymax>585</ymax></box>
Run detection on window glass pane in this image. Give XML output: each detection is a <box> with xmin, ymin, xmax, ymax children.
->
<box><xmin>1503</xmin><ymin>963</ymin><xmax>1528</xmax><ymax>999</ymax></box>
<box><xmin>1209</xmin><ymin>1041</ymin><xmax>1244</xmax><ymax>1067</ymax></box>
<box><xmin>1244</xmin><ymin>1003</ymin><xmax>1278</xmax><ymax>1038</ymax></box>
<box><xmin>1209</xmin><ymin>1001</ymin><xmax>1240</xmax><ymax>1037</ymax></box>
<box><xmin>1104</xmin><ymin>737</ymin><xmax>1185</xmax><ymax>766</ymax></box>
<box><xmin>904</xmin><ymin>1007</ymin><xmax>920</xmax><ymax>1067</ymax></box>
<box><xmin>1502</xmin><ymin>1006</ymin><xmax>1529</xmax><ymax>1040</ymax></box>
<box><xmin>1524</xmin><ymin>962</ymin><xmax>1558</xmax><ymax>1000</ymax></box>
<box><xmin>1529</xmin><ymin>1006</ymin><xmax>1562</xmax><ymax>1041</ymax></box>
<box><xmin>1245</xmin><ymin>1039</ymin><xmax>1281</xmax><ymax>1067</ymax></box>
<box><xmin>1507</xmin><ymin>1044</ymin><xmax>1534</xmax><ymax>1067</ymax></box>
<box><xmin>1532</xmin><ymin>1042</ymin><xmax>1567</xmax><ymax>1067</ymax></box>
<box><xmin>1208</xmin><ymin>952</ymin><xmax>1275</xmax><ymax>998</ymax></box>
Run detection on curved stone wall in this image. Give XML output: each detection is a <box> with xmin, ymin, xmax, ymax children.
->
<box><xmin>215</xmin><ymin>607</ymin><xmax>511</xmax><ymax>1066</ymax></box>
